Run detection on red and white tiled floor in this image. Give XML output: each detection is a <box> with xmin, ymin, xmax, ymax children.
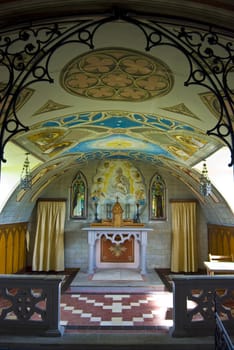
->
<box><xmin>0</xmin><ymin>269</ymin><xmax>172</xmax><ymax>334</ymax></box>
<box><xmin>60</xmin><ymin>269</ymin><xmax>173</xmax><ymax>334</ymax></box>
<box><xmin>60</xmin><ymin>290</ymin><xmax>173</xmax><ymax>333</ymax></box>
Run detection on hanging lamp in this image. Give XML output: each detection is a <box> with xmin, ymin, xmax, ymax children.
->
<box><xmin>199</xmin><ymin>160</ymin><xmax>212</xmax><ymax>196</ymax></box>
<box><xmin>20</xmin><ymin>153</ymin><xmax>32</xmax><ymax>190</ymax></box>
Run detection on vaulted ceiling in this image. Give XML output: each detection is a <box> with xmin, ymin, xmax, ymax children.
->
<box><xmin>0</xmin><ymin>0</ymin><xmax>233</xmax><ymax>205</ymax></box>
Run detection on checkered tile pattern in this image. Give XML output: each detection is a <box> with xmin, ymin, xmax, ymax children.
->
<box><xmin>60</xmin><ymin>292</ymin><xmax>173</xmax><ymax>333</ymax></box>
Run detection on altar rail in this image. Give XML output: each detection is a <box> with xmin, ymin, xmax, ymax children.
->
<box><xmin>0</xmin><ymin>275</ymin><xmax>64</xmax><ymax>337</ymax></box>
<box><xmin>170</xmin><ymin>275</ymin><xmax>234</xmax><ymax>337</ymax></box>
<box><xmin>215</xmin><ymin>312</ymin><xmax>234</xmax><ymax>350</ymax></box>
<box><xmin>2</xmin><ymin>274</ymin><xmax>234</xmax><ymax>339</ymax></box>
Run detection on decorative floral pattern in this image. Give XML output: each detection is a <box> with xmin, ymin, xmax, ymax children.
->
<box><xmin>109</xmin><ymin>244</ymin><xmax>127</xmax><ymax>257</ymax></box>
<box><xmin>61</xmin><ymin>49</ymin><xmax>173</xmax><ymax>101</ymax></box>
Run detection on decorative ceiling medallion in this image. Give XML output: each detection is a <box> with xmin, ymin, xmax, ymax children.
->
<box><xmin>33</xmin><ymin>100</ymin><xmax>71</xmax><ymax>116</ymax></box>
<box><xmin>61</xmin><ymin>48</ymin><xmax>174</xmax><ymax>102</ymax></box>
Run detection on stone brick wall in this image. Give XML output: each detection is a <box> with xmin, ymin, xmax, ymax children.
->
<box><xmin>1</xmin><ymin>160</ymin><xmax>233</xmax><ymax>271</ymax></box>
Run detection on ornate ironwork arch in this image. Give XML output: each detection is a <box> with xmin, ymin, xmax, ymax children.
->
<box><xmin>0</xmin><ymin>8</ymin><xmax>233</xmax><ymax>167</ymax></box>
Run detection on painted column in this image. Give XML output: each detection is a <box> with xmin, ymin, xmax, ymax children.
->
<box><xmin>88</xmin><ymin>231</ymin><xmax>96</xmax><ymax>274</ymax></box>
<box><xmin>140</xmin><ymin>230</ymin><xmax>147</xmax><ymax>275</ymax></box>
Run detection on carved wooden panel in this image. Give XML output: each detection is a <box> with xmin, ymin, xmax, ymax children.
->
<box><xmin>208</xmin><ymin>224</ymin><xmax>234</xmax><ymax>257</ymax></box>
<box><xmin>0</xmin><ymin>222</ymin><xmax>27</xmax><ymax>273</ymax></box>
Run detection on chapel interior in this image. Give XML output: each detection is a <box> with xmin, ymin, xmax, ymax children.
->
<box><xmin>0</xmin><ymin>0</ymin><xmax>233</xmax><ymax>349</ymax></box>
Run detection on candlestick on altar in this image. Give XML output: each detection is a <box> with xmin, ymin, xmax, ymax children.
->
<box><xmin>135</xmin><ymin>202</ymin><xmax>140</xmax><ymax>223</ymax></box>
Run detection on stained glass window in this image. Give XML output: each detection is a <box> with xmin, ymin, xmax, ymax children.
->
<box><xmin>71</xmin><ymin>171</ymin><xmax>87</xmax><ymax>219</ymax></box>
<box><xmin>149</xmin><ymin>174</ymin><xmax>166</xmax><ymax>220</ymax></box>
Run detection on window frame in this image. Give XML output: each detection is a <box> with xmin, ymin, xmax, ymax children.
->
<box><xmin>70</xmin><ymin>171</ymin><xmax>88</xmax><ymax>219</ymax></box>
<box><xmin>149</xmin><ymin>173</ymin><xmax>167</xmax><ymax>221</ymax></box>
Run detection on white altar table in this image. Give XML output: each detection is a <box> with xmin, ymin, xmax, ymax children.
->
<box><xmin>82</xmin><ymin>227</ymin><xmax>152</xmax><ymax>275</ymax></box>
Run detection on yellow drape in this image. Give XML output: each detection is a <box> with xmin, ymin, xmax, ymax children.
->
<box><xmin>32</xmin><ymin>200</ymin><xmax>66</xmax><ymax>271</ymax></box>
<box><xmin>171</xmin><ymin>201</ymin><xmax>198</xmax><ymax>272</ymax></box>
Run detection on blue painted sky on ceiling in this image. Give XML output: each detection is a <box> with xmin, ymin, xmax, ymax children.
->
<box><xmin>40</xmin><ymin>111</ymin><xmax>195</xmax><ymax>132</ymax></box>
<box><xmin>63</xmin><ymin>134</ymin><xmax>175</xmax><ymax>160</ymax></box>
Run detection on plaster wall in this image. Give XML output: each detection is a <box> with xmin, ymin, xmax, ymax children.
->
<box><xmin>26</xmin><ymin>160</ymin><xmax>208</xmax><ymax>271</ymax></box>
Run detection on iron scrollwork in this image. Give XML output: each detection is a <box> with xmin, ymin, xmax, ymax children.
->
<box><xmin>0</xmin><ymin>8</ymin><xmax>233</xmax><ymax>167</ymax></box>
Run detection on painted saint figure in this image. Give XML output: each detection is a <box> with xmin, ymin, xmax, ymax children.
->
<box><xmin>151</xmin><ymin>174</ymin><xmax>165</xmax><ymax>218</ymax></box>
<box><xmin>72</xmin><ymin>173</ymin><xmax>86</xmax><ymax>217</ymax></box>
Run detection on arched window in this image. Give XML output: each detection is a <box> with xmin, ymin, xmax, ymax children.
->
<box><xmin>70</xmin><ymin>171</ymin><xmax>87</xmax><ymax>219</ymax></box>
<box><xmin>149</xmin><ymin>173</ymin><xmax>166</xmax><ymax>220</ymax></box>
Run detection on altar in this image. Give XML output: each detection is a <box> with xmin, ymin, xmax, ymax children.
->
<box><xmin>82</xmin><ymin>227</ymin><xmax>152</xmax><ymax>275</ymax></box>
<box><xmin>83</xmin><ymin>195</ymin><xmax>152</xmax><ymax>276</ymax></box>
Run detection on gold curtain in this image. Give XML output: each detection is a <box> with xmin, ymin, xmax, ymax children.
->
<box><xmin>171</xmin><ymin>201</ymin><xmax>198</xmax><ymax>272</ymax></box>
<box><xmin>32</xmin><ymin>200</ymin><xmax>66</xmax><ymax>271</ymax></box>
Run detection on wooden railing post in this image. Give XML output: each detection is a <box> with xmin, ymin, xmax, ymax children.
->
<box><xmin>170</xmin><ymin>275</ymin><xmax>234</xmax><ymax>338</ymax></box>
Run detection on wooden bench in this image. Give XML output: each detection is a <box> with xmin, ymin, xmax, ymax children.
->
<box><xmin>209</xmin><ymin>253</ymin><xmax>233</xmax><ymax>262</ymax></box>
<box><xmin>204</xmin><ymin>261</ymin><xmax>234</xmax><ymax>275</ymax></box>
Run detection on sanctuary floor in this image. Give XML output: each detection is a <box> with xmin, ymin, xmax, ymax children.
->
<box><xmin>0</xmin><ymin>268</ymin><xmax>215</xmax><ymax>349</ymax></box>
<box><xmin>61</xmin><ymin>268</ymin><xmax>172</xmax><ymax>334</ymax></box>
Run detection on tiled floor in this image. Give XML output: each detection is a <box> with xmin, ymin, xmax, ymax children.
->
<box><xmin>60</xmin><ymin>269</ymin><xmax>173</xmax><ymax>334</ymax></box>
<box><xmin>0</xmin><ymin>269</ymin><xmax>215</xmax><ymax>350</ymax></box>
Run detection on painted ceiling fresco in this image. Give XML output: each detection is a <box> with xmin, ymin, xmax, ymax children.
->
<box><xmin>11</xmin><ymin>34</ymin><xmax>225</xmax><ymax>203</ymax></box>
<box><xmin>14</xmin><ymin>48</ymin><xmax>221</xmax><ymax>166</ymax></box>
<box><xmin>26</xmin><ymin>110</ymin><xmax>208</xmax><ymax>164</ymax></box>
